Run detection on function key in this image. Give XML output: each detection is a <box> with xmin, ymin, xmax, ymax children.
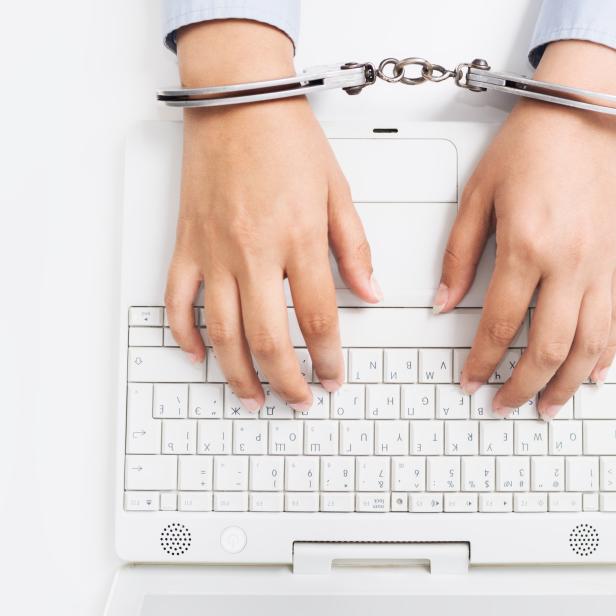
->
<box><xmin>129</xmin><ymin>307</ymin><xmax>163</xmax><ymax>327</ymax></box>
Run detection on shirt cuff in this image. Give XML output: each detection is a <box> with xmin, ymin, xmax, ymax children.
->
<box><xmin>528</xmin><ymin>0</ymin><xmax>616</xmax><ymax>67</ymax></box>
<box><xmin>162</xmin><ymin>1</ymin><xmax>301</xmax><ymax>54</ymax></box>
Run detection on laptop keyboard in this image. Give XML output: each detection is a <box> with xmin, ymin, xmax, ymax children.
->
<box><xmin>124</xmin><ymin>306</ymin><xmax>616</xmax><ymax>514</ymax></box>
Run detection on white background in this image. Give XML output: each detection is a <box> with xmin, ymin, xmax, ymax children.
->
<box><xmin>1</xmin><ymin>1</ymin><xmax>538</xmax><ymax>613</ymax></box>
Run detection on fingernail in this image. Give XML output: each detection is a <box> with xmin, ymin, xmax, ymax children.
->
<box><xmin>239</xmin><ymin>397</ymin><xmax>261</xmax><ymax>413</ymax></box>
<box><xmin>370</xmin><ymin>274</ymin><xmax>384</xmax><ymax>302</ymax></box>
<box><xmin>188</xmin><ymin>352</ymin><xmax>200</xmax><ymax>364</ymax></box>
<box><xmin>460</xmin><ymin>380</ymin><xmax>482</xmax><ymax>396</ymax></box>
<box><xmin>493</xmin><ymin>405</ymin><xmax>513</xmax><ymax>417</ymax></box>
<box><xmin>539</xmin><ymin>404</ymin><xmax>561</xmax><ymax>422</ymax></box>
<box><xmin>432</xmin><ymin>283</ymin><xmax>449</xmax><ymax>315</ymax></box>
<box><xmin>593</xmin><ymin>367</ymin><xmax>609</xmax><ymax>386</ymax></box>
<box><xmin>320</xmin><ymin>379</ymin><xmax>342</xmax><ymax>393</ymax></box>
<box><xmin>290</xmin><ymin>400</ymin><xmax>312</xmax><ymax>412</ymax></box>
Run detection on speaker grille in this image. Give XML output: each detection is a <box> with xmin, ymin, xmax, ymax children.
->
<box><xmin>569</xmin><ymin>523</ymin><xmax>599</xmax><ymax>557</ymax></box>
<box><xmin>160</xmin><ymin>522</ymin><xmax>192</xmax><ymax>556</ymax></box>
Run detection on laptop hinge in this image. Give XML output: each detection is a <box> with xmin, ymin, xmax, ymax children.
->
<box><xmin>292</xmin><ymin>542</ymin><xmax>469</xmax><ymax>575</ymax></box>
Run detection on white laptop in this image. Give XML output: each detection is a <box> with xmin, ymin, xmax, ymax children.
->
<box><xmin>107</xmin><ymin>120</ymin><xmax>616</xmax><ymax>614</ymax></box>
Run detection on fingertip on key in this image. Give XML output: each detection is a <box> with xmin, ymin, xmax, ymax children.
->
<box><xmin>239</xmin><ymin>397</ymin><xmax>261</xmax><ymax>413</ymax></box>
<box><xmin>320</xmin><ymin>379</ymin><xmax>342</xmax><ymax>393</ymax></box>
<box><xmin>493</xmin><ymin>405</ymin><xmax>513</xmax><ymax>418</ymax></box>
<box><xmin>460</xmin><ymin>379</ymin><xmax>482</xmax><ymax>396</ymax></box>
<box><xmin>539</xmin><ymin>404</ymin><xmax>561</xmax><ymax>422</ymax></box>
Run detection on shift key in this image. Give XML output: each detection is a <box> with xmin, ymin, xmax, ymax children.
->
<box><xmin>128</xmin><ymin>347</ymin><xmax>206</xmax><ymax>383</ymax></box>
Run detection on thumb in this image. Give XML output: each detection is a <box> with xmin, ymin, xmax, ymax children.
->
<box><xmin>434</xmin><ymin>184</ymin><xmax>493</xmax><ymax>314</ymax></box>
<box><xmin>328</xmin><ymin>172</ymin><xmax>382</xmax><ymax>304</ymax></box>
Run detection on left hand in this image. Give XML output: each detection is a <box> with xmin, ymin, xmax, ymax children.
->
<box><xmin>433</xmin><ymin>40</ymin><xmax>616</xmax><ymax>420</ymax></box>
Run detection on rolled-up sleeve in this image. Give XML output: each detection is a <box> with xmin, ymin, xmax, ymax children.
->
<box><xmin>529</xmin><ymin>0</ymin><xmax>616</xmax><ymax>67</ymax></box>
<box><xmin>162</xmin><ymin>0</ymin><xmax>301</xmax><ymax>53</ymax></box>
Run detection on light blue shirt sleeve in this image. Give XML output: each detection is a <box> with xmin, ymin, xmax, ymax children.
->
<box><xmin>161</xmin><ymin>0</ymin><xmax>301</xmax><ymax>53</ymax></box>
<box><xmin>529</xmin><ymin>0</ymin><xmax>616</xmax><ymax>67</ymax></box>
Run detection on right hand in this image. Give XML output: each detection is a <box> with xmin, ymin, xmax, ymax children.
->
<box><xmin>166</xmin><ymin>21</ymin><xmax>382</xmax><ymax>412</ymax></box>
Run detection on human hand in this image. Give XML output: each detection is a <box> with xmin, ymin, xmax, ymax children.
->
<box><xmin>165</xmin><ymin>21</ymin><xmax>381</xmax><ymax>412</ymax></box>
<box><xmin>434</xmin><ymin>40</ymin><xmax>616</xmax><ymax>420</ymax></box>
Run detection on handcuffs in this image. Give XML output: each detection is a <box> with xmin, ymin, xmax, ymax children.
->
<box><xmin>158</xmin><ymin>56</ymin><xmax>616</xmax><ymax>116</ymax></box>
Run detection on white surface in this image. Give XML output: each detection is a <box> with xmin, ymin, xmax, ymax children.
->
<box><xmin>2</xmin><ymin>1</ymin><xmax>542</xmax><ymax>614</ymax></box>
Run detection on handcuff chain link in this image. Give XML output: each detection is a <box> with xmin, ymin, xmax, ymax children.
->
<box><xmin>376</xmin><ymin>57</ymin><xmax>478</xmax><ymax>89</ymax></box>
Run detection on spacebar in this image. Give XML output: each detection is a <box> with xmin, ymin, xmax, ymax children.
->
<box><xmin>289</xmin><ymin>307</ymin><xmax>528</xmax><ymax>348</ymax></box>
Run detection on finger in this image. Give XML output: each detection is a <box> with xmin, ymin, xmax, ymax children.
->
<box><xmin>460</xmin><ymin>257</ymin><xmax>539</xmax><ymax>394</ymax></box>
<box><xmin>287</xmin><ymin>249</ymin><xmax>344</xmax><ymax>392</ymax></box>
<box><xmin>539</xmin><ymin>280</ymin><xmax>611</xmax><ymax>419</ymax></box>
<box><xmin>492</xmin><ymin>279</ymin><xmax>583</xmax><ymax>415</ymax></box>
<box><xmin>203</xmin><ymin>271</ymin><xmax>264</xmax><ymax>411</ymax></box>
<box><xmin>433</xmin><ymin>183</ymin><xmax>493</xmax><ymax>314</ymax></box>
<box><xmin>590</xmin><ymin>272</ymin><xmax>616</xmax><ymax>384</ymax></box>
<box><xmin>328</xmin><ymin>170</ymin><xmax>382</xmax><ymax>303</ymax></box>
<box><xmin>238</xmin><ymin>269</ymin><xmax>312</xmax><ymax>409</ymax></box>
<box><xmin>165</xmin><ymin>256</ymin><xmax>205</xmax><ymax>362</ymax></box>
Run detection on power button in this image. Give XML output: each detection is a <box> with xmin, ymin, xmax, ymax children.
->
<box><xmin>220</xmin><ymin>526</ymin><xmax>247</xmax><ymax>554</ymax></box>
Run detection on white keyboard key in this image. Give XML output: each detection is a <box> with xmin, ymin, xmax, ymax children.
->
<box><xmin>233</xmin><ymin>420</ymin><xmax>267</xmax><ymax>455</ymax></box>
<box><xmin>409</xmin><ymin>493</ymin><xmax>443</xmax><ymax>512</ymax></box>
<box><xmin>269</xmin><ymin>420</ymin><xmax>303</xmax><ymax>454</ymax></box>
<box><xmin>260</xmin><ymin>387</ymin><xmax>294</xmax><ymax>419</ymax></box>
<box><xmin>531</xmin><ymin>456</ymin><xmax>564</xmax><ymax>491</ymax></box>
<box><xmin>349</xmin><ymin>349</ymin><xmax>383</xmax><ymax>383</ymax></box>
<box><xmin>294</xmin><ymin>385</ymin><xmax>329</xmax><ymax>419</ymax></box>
<box><xmin>206</xmin><ymin>347</ymin><xmax>225</xmax><ymax>382</ymax></box>
<box><xmin>401</xmin><ymin>384</ymin><xmax>435</xmax><ymax>419</ymax></box>
<box><xmin>565</xmin><ymin>457</ymin><xmax>599</xmax><ymax>491</ymax></box>
<box><xmin>214</xmin><ymin>492</ymin><xmax>248</xmax><ymax>511</ymax></box>
<box><xmin>445</xmin><ymin>421</ymin><xmax>478</xmax><ymax>456</ymax></box>
<box><xmin>575</xmin><ymin>385</ymin><xmax>616</xmax><ymax>418</ymax></box>
<box><xmin>549</xmin><ymin>420</ymin><xmax>582</xmax><ymax>455</ymax></box>
<box><xmin>125</xmin><ymin>455</ymin><xmax>177</xmax><ymax>490</ymax></box>
<box><xmin>356</xmin><ymin>493</ymin><xmax>390</xmax><ymax>512</ymax></box>
<box><xmin>479</xmin><ymin>493</ymin><xmax>512</xmax><ymax>512</ymax></box>
<box><xmin>179</xmin><ymin>492</ymin><xmax>213</xmax><ymax>511</ymax></box>
<box><xmin>600</xmin><ymin>456</ymin><xmax>616</xmax><ymax>491</ymax></box>
<box><xmin>320</xmin><ymin>492</ymin><xmax>355</xmax><ymax>512</ymax></box>
<box><xmin>384</xmin><ymin>349</ymin><xmax>417</xmax><ymax>383</ymax></box>
<box><xmin>356</xmin><ymin>457</ymin><xmax>390</xmax><ymax>491</ymax></box>
<box><xmin>178</xmin><ymin>455</ymin><xmax>213</xmax><ymax>490</ymax></box>
<box><xmin>553</xmin><ymin>396</ymin><xmax>573</xmax><ymax>420</ymax></box>
<box><xmin>249</xmin><ymin>492</ymin><xmax>284</xmax><ymax>511</ymax></box>
<box><xmin>479</xmin><ymin>421</ymin><xmax>513</xmax><ymax>455</ymax></box>
<box><xmin>375</xmin><ymin>421</ymin><xmax>409</xmax><ymax>455</ymax></box>
<box><xmin>548</xmin><ymin>492</ymin><xmax>581</xmax><ymax>512</ymax></box>
<box><xmin>189</xmin><ymin>384</ymin><xmax>223</xmax><ymax>419</ymax></box>
<box><xmin>444</xmin><ymin>493</ymin><xmax>477</xmax><ymax>512</ymax></box>
<box><xmin>153</xmin><ymin>383</ymin><xmax>188</xmax><ymax>419</ymax></box>
<box><xmin>160</xmin><ymin>492</ymin><xmax>177</xmax><ymax>511</ymax></box>
<box><xmin>496</xmin><ymin>456</ymin><xmax>529</xmax><ymax>492</ymax></box>
<box><xmin>128</xmin><ymin>347</ymin><xmax>205</xmax><ymax>383</ymax></box>
<box><xmin>162</xmin><ymin>420</ymin><xmax>196</xmax><ymax>454</ymax></box>
<box><xmin>391</xmin><ymin>492</ymin><xmax>408</xmax><ymax>511</ymax></box>
<box><xmin>224</xmin><ymin>386</ymin><xmax>258</xmax><ymax>419</ymax></box>
<box><xmin>340</xmin><ymin>421</ymin><xmax>374</xmax><ymax>455</ymax></box>
<box><xmin>213</xmin><ymin>456</ymin><xmax>248</xmax><ymax>490</ymax></box>
<box><xmin>129</xmin><ymin>307</ymin><xmax>163</xmax><ymax>327</ymax></box>
<box><xmin>295</xmin><ymin>348</ymin><xmax>313</xmax><ymax>383</ymax></box>
<box><xmin>126</xmin><ymin>383</ymin><xmax>161</xmax><ymax>454</ymax></box>
<box><xmin>304</xmin><ymin>421</ymin><xmax>338</xmax><ymax>455</ymax></box>
<box><xmin>285</xmin><ymin>492</ymin><xmax>319</xmax><ymax>512</ymax></box>
<box><xmin>436</xmin><ymin>385</ymin><xmax>469</xmax><ymax>419</ymax></box>
<box><xmin>489</xmin><ymin>349</ymin><xmax>521</xmax><ymax>383</ymax></box>
<box><xmin>163</xmin><ymin>327</ymin><xmax>179</xmax><ymax>347</ymax></box>
<box><xmin>129</xmin><ymin>327</ymin><xmax>162</xmax><ymax>347</ymax></box>
<box><xmin>600</xmin><ymin>493</ymin><xmax>616</xmax><ymax>511</ymax></box>
<box><xmin>515</xmin><ymin>421</ymin><xmax>547</xmax><ymax>455</ymax></box>
<box><xmin>427</xmin><ymin>456</ymin><xmax>460</xmax><ymax>492</ymax></box>
<box><xmin>197</xmin><ymin>419</ymin><xmax>232</xmax><ymax>454</ymax></box>
<box><xmin>510</xmin><ymin>398</ymin><xmax>538</xmax><ymax>420</ymax></box>
<box><xmin>453</xmin><ymin>348</ymin><xmax>470</xmax><ymax>384</ymax></box>
<box><xmin>391</xmin><ymin>456</ymin><xmax>425</xmax><ymax>491</ymax></box>
<box><xmin>124</xmin><ymin>491</ymin><xmax>159</xmax><ymax>511</ymax></box>
<box><xmin>321</xmin><ymin>457</ymin><xmax>355</xmax><ymax>491</ymax></box>
<box><xmin>461</xmin><ymin>456</ymin><xmax>494</xmax><ymax>492</ymax></box>
<box><xmin>331</xmin><ymin>384</ymin><xmax>365</xmax><ymax>419</ymax></box>
<box><xmin>584</xmin><ymin>420</ymin><xmax>616</xmax><ymax>454</ymax></box>
<box><xmin>366</xmin><ymin>384</ymin><xmax>400</xmax><ymax>419</ymax></box>
<box><xmin>418</xmin><ymin>349</ymin><xmax>452</xmax><ymax>383</ymax></box>
<box><xmin>410</xmin><ymin>420</ymin><xmax>443</xmax><ymax>455</ymax></box>
<box><xmin>583</xmin><ymin>492</ymin><xmax>599</xmax><ymax>511</ymax></box>
<box><xmin>514</xmin><ymin>493</ymin><xmax>547</xmax><ymax>512</ymax></box>
<box><xmin>285</xmin><ymin>456</ymin><xmax>319</xmax><ymax>491</ymax></box>
<box><xmin>470</xmin><ymin>385</ymin><xmax>500</xmax><ymax>420</ymax></box>
<box><xmin>249</xmin><ymin>457</ymin><xmax>284</xmax><ymax>491</ymax></box>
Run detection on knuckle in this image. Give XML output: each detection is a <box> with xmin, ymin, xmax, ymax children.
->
<box><xmin>484</xmin><ymin>318</ymin><xmax>518</xmax><ymax>347</ymax></box>
<box><xmin>302</xmin><ymin>312</ymin><xmax>337</xmax><ymax>339</ymax></box>
<box><xmin>532</xmin><ymin>341</ymin><xmax>570</xmax><ymax>370</ymax></box>
<box><xmin>207</xmin><ymin>320</ymin><xmax>235</xmax><ymax>347</ymax></box>
<box><xmin>249</xmin><ymin>330</ymin><xmax>283</xmax><ymax>358</ymax></box>
<box><xmin>580</xmin><ymin>337</ymin><xmax>607</xmax><ymax>358</ymax></box>
<box><xmin>226</xmin><ymin>376</ymin><xmax>258</xmax><ymax>397</ymax></box>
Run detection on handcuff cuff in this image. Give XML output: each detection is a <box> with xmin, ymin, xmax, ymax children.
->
<box><xmin>157</xmin><ymin>56</ymin><xmax>616</xmax><ymax>116</ymax></box>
